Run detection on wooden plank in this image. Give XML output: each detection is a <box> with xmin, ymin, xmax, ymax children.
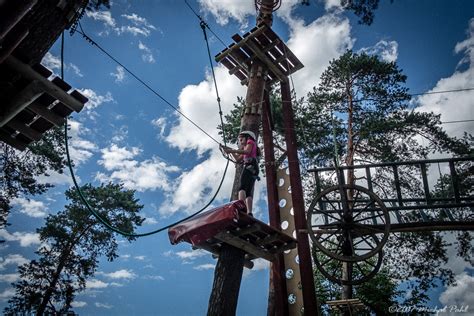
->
<box><xmin>215</xmin><ymin>231</ymin><xmax>275</xmax><ymax>261</ymax></box>
<box><xmin>0</xmin><ymin>129</ymin><xmax>27</xmax><ymax>150</ymax></box>
<box><xmin>4</xmin><ymin>56</ymin><xmax>85</xmax><ymax>112</ymax></box>
<box><xmin>244</xmin><ymin>39</ymin><xmax>287</xmax><ymax>81</ymax></box>
<box><xmin>255</xmin><ymin>233</ymin><xmax>281</xmax><ymax>246</ymax></box>
<box><xmin>6</xmin><ymin>119</ymin><xmax>42</xmax><ymax>141</ymax></box>
<box><xmin>0</xmin><ymin>80</ymin><xmax>43</xmax><ymax>127</ymax></box>
<box><xmin>232</xmin><ymin>224</ymin><xmax>261</xmax><ymax>237</ymax></box>
<box><xmin>0</xmin><ymin>26</ymin><xmax>29</xmax><ymax>64</ymax></box>
<box><xmin>28</xmin><ymin>103</ymin><xmax>66</xmax><ymax>126</ymax></box>
<box><xmin>215</xmin><ymin>25</ymin><xmax>267</xmax><ymax>62</ymax></box>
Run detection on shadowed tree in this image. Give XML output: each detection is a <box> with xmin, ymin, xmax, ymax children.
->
<box><xmin>0</xmin><ymin>127</ymin><xmax>66</xmax><ymax>229</ymax></box>
<box><xmin>3</xmin><ymin>183</ymin><xmax>144</xmax><ymax>316</ymax></box>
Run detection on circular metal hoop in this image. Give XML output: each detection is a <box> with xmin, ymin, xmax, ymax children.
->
<box><xmin>307</xmin><ymin>184</ymin><xmax>390</xmax><ymax>262</ymax></box>
<box><xmin>314</xmin><ymin>242</ymin><xmax>383</xmax><ymax>286</ymax></box>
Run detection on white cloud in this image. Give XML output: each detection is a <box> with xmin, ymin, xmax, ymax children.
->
<box><xmin>138</xmin><ymin>41</ymin><xmax>155</xmax><ymax>63</ymax></box>
<box><xmin>0</xmin><ymin>254</ymin><xmax>29</xmax><ymax>270</ymax></box>
<box><xmin>144</xmin><ymin>217</ymin><xmax>158</xmax><ymax>225</ymax></box>
<box><xmin>122</xmin><ymin>13</ymin><xmax>157</xmax><ymax>31</ymax></box>
<box><xmin>101</xmin><ymin>269</ymin><xmax>137</xmax><ymax>280</ymax></box>
<box><xmin>159</xmin><ymin>149</ymin><xmax>234</xmax><ymax>215</ymax></box>
<box><xmin>194</xmin><ymin>263</ymin><xmax>215</xmax><ymax>270</ymax></box>
<box><xmin>439</xmin><ymin>273</ymin><xmax>474</xmax><ymax>311</ymax></box>
<box><xmin>67</xmin><ymin>120</ymin><xmax>98</xmax><ymax>166</ymax></box>
<box><xmin>166</xmin><ymin>65</ymin><xmax>246</xmax><ymax>154</ymax></box>
<box><xmin>41</xmin><ymin>53</ymin><xmax>83</xmax><ymax>77</ymax></box>
<box><xmin>151</xmin><ymin>117</ymin><xmax>167</xmax><ymax>138</ymax></box>
<box><xmin>118</xmin><ymin>25</ymin><xmax>151</xmax><ymax>37</ymax></box>
<box><xmin>143</xmin><ymin>275</ymin><xmax>165</xmax><ymax>281</ymax></box>
<box><xmin>69</xmin><ymin>63</ymin><xmax>84</xmax><ymax>77</ymax></box>
<box><xmin>359</xmin><ymin>40</ymin><xmax>399</xmax><ymax>62</ymax></box>
<box><xmin>86</xmin><ymin>11</ymin><xmax>156</xmax><ymax>38</ymax></box>
<box><xmin>0</xmin><ymin>273</ymin><xmax>20</xmax><ymax>283</ymax></box>
<box><xmin>41</xmin><ymin>52</ymin><xmax>61</xmax><ymax>72</ymax></box>
<box><xmin>11</xmin><ymin>197</ymin><xmax>48</xmax><ymax>218</ymax></box>
<box><xmin>95</xmin><ymin>144</ymin><xmax>179</xmax><ymax>192</ymax></box>
<box><xmin>174</xmin><ymin>249</ymin><xmax>209</xmax><ymax>264</ymax></box>
<box><xmin>95</xmin><ymin>302</ymin><xmax>113</xmax><ymax>309</ymax></box>
<box><xmin>415</xmin><ymin>19</ymin><xmax>474</xmax><ymax>140</ymax></box>
<box><xmin>86</xmin><ymin>279</ymin><xmax>109</xmax><ymax>289</ymax></box>
<box><xmin>198</xmin><ymin>0</ymin><xmax>255</xmax><ymax>27</ymax></box>
<box><xmin>286</xmin><ymin>13</ymin><xmax>353</xmax><ymax>96</ymax></box>
<box><xmin>86</xmin><ymin>10</ymin><xmax>116</xmax><ymax>28</ymax></box>
<box><xmin>0</xmin><ymin>288</ymin><xmax>15</xmax><ymax>301</ymax></box>
<box><xmin>0</xmin><ymin>230</ymin><xmax>40</xmax><ymax>248</ymax></box>
<box><xmin>71</xmin><ymin>301</ymin><xmax>87</xmax><ymax>308</ymax></box>
<box><xmin>110</xmin><ymin>66</ymin><xmax>126</xmax><ymax>83</ymax></box>
<box><xmin>79</xmin><ymin>88</ymin><xmax>114</xmax><ymax>110</ymax></box>
<box><xmin>134</xmin><ymin>255</ymin><xmax>146</xmax><ymax>261</ymax></box>
<box><xmin>324</xmin><ymin>0</ymin><xmax>343</xmax><ymax>11</ymax></box>
<box><xmin>455</xmin><ymin>18</ymin><xmax>474</xmax><ymax>67</ymax></box>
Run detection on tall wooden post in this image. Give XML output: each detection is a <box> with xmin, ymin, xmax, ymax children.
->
<box><xmin>262</xmin><ymin>90</ymin><xmax>289</xmax><ymax>316</ymax></box>
<box><xmin>281</xmin><ymin>80</ymin><xmax>318</xmax><ymax>314</ymax></box>
<box><xmin>207</xmin><ymin>2</ymin><xmax>277</xmax><ymax>315</ymax></box>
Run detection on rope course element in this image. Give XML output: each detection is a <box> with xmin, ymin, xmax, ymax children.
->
<box><xmin>63</xmin><ymin>23</ymin><xmax>231</xmax><ymax>237</ymax></box>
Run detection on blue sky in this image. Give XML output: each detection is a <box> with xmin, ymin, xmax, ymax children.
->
<box><xmin>1</xmin><ymin>0</ymin><xmax>473</xmax><ymax>315</ymax></box>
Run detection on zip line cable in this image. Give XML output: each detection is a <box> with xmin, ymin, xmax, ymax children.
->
<box><xmin>62</xmin><ymin>29</ymin><xmax>231</xmax><ymax>237</ymax></box>
<box><xmin>200</xmin><ymin>21</ymin><xmax>227</xmax><ymax>146</ymax></box>
<box><xmin>184</xmin><ymin>0</ymin><xmax>228</xmax><ymax>48</ymax></box>
<box><xmin>75</xmin><ymin>22</ymin><xmax>221</xmax><ymax>146</ymax></box>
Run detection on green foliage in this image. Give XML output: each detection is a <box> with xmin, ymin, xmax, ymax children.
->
<box><xmin>4</xmin><ymin>183</ymin><xmax>144</xmax><ymax>315</ymax></box>
<box><xmin>312</xmin><ymin>248</ymin><xmax>401</xmax><ymax>315</ymax></box>
<box><xmin>0</xmin><ymin>127</ymin><xmax>66</xmax><ymax>228</ymax></box>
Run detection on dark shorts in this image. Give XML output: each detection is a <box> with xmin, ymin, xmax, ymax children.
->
<box><xmin>239</xmin><ymin>166</ymin><xmax>256</xmax><ymax>197</ymax></box>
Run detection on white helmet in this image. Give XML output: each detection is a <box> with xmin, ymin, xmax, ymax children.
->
<box><xmin>239</xmin><ymin>130</ymin><xmax>256</xmax><ymax>140</ymax></box>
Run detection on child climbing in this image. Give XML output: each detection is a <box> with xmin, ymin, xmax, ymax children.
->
<box><xmin>221</xmin><ymin>131</ymin><xmax>259</xmax><ymax>216</ymax></box>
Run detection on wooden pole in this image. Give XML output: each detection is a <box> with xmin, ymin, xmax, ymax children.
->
<box><xmin>262</xmin><ymin>90</ymin><xmax>288</xmax><ymax>316</ymax></box>
<box><xmin>207</xmin><ymin>1</ymin><xmax>277</xmax><ymax>315</ymax></box>
<box><xmin>281</xmin><ymin>80</ymin><xmax>318</xmax><ymax>315</ymax></box>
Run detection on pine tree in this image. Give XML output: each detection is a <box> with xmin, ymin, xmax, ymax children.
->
<box><xmin>0</xmin><ymin>127</ymin><xmax>66</xmax><ymax>229</ymax></box>
<box><xmin>4</xmin><ymin>183</ymin><xmax>144</xmax><ymax>316</ymax></box>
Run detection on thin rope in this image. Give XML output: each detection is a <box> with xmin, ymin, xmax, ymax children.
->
<box><xmin>75</xmin><ymin>23</ymin><xmax>221</xmax><ymax>145</ymax></box>
<box><xmin>184</xmin><ymin>0</ymin><xmax>227</xmax><ymax>48</ymax></box>
<box><xmin>200</xmin><ymin>21</ymin><xmax>227</xmax><ymax>147</ymax></box>
<box><xmin>62</xmin><ymin>31</ymin><xmax>230</xmax><ymax>238</ymax></box>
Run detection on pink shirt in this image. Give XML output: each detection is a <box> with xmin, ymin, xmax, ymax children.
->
<box><xmin>243</xmin><ymin>139</ymin><xmax>257</xmax><ymax>162</ymax></box>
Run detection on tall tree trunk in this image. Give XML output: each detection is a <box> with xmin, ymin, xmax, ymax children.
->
<box><xmin>37</xmin><ymin>223</ymin><xmax>92</xmax><ymax>315</ymax></box>
<box><xmin>207</xmin><ymin>1</ymin><xmax>275</xmax><ymax>315</ymax></box>
<box><xmin>37</xmin><ymin>243</ymin><xmax>73</xmax><ymax>315</ymax></box>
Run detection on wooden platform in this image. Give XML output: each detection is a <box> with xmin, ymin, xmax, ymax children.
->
<box><xmin>215</xmin><ymin>24</ymin><xmax>303</xmax><ymax>85</ymax></box>
<box><xmin>168</xmin><ymin>201</ymin><xmax>297</xmax><ymax>267</ymax></box>
<box><xmin>0</xmin><ymin>55</ymin><xmax>87</xmax><ymax>151</ymax></box>
<box><xmin>327</xmin><ymin>299</ymin><xmax>366</xmax><ymax>315</ymax></box>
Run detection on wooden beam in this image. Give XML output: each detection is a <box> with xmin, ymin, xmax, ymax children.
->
<box><xmin>232</xmin><ymin>224</ymin><xmax>261</xmax><ymax>237</ymax></box>
<box><xmin>0</xmin><ymin>80</ymin><xmax>43</xmax><ymax>127</ymax></box>
<box><xmin>0</xmin><ymin>130</ymin><xmax>27</xmax><ymax>150</ymax></box>
<box><xmin>215</xmin><ymin>231</ymin><xmax>275</xmax><ymax>261</ymax></box>
<box><xmin>4</xmin><ymin>56</ymin><xmax>85</xmax><ymax>112</ymax></box>
<box><xmin>214</xmin><ymin>25</ymin><xmax>267</xmax><ymax>63</ymax></box>
<box><xmin>28</xmin><ymin>103</ymin><xmax>66</xmax><ymax>126</ymax></box>
<box><xmin>0</xmin><ymin>0</ymin><xmax>37</xmax><ymax>40</ymax></box>
<box><xmin>6</xmin><ymin>119</ymin><xmax>42</xmax><ymax>141</ymax></box>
